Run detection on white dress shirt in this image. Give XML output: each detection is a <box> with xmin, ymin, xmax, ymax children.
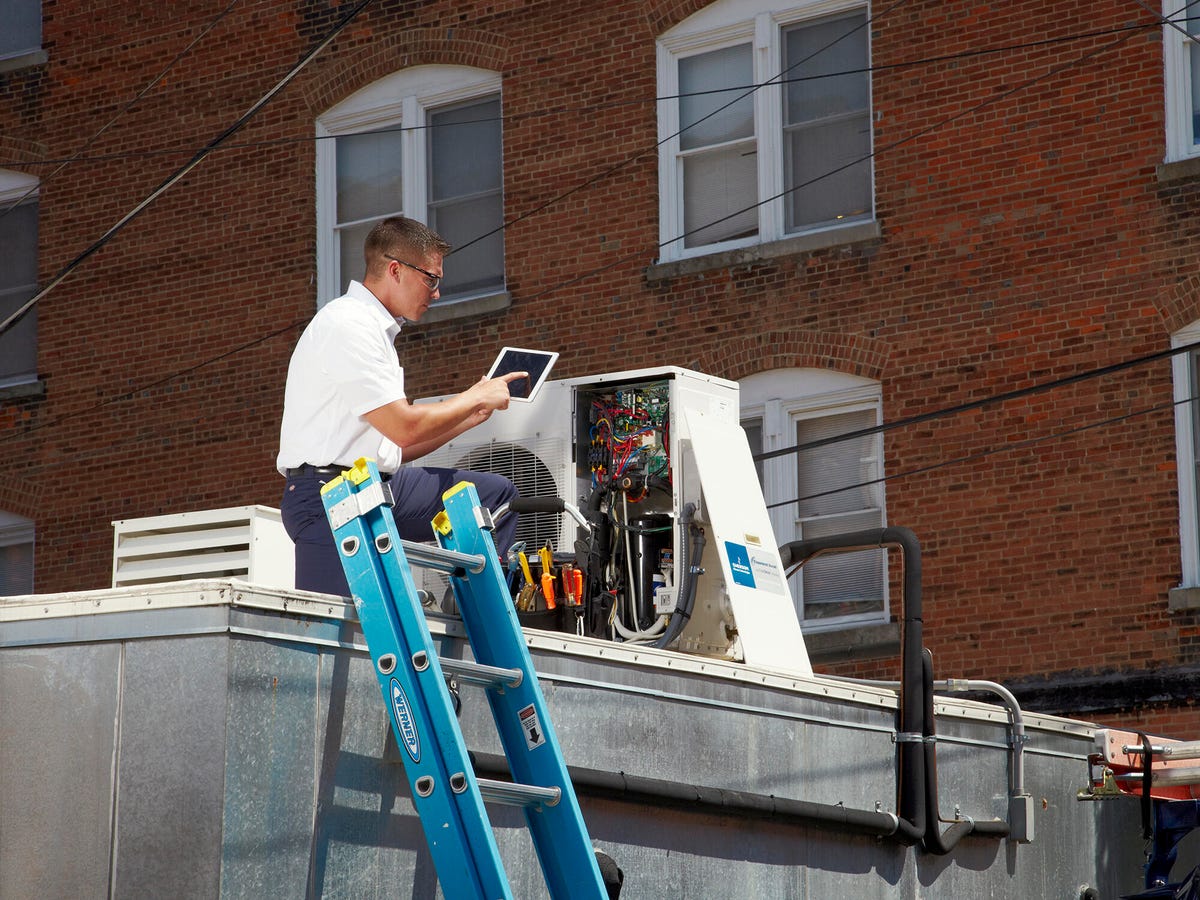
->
<box><xmin>276</xmin><ymin>281</ymin><xmax>407</xmax><ymax>475</ymax></box>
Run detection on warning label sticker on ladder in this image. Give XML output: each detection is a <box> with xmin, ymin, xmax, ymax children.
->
<box><xmin>519</xmin><ymin>704</ymin><xmax>546</xmax><ymax>750</ymax></box>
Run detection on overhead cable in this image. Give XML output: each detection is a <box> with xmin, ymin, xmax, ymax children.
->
<box><xmin>0</xmin><ymin>0</ymin><xmax>244</xmax><ymax>221</ymax></box>
<box><xmin>0</xmin><ymin>0</ymin><xmax>376</xmax><ymax>341</ymax></box>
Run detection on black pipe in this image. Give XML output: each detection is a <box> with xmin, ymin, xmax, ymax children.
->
<box><xmin>779</xmin><ymin>526</ymin><xmax>927</xmax><ymax>845</ymax></box>
<box><xmin>920</xmin><ymin>649</ymin><xmax>1010</xmax><ymax>854</ymax></box>
<box><xmin>470</xmin><ymin>752</ymin><xmax>904</xmax><ymax>838</ymax></box>
<box><xmin>653</xmin><ymin>503</ymin><xmax>703</xmax><ymax>650</ymax></box>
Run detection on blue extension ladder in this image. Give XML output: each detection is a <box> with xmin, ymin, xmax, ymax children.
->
<box><xmin>320</xmin><ymin>457</ymin><xmax>609</xmax><ymax>900</ymax></box>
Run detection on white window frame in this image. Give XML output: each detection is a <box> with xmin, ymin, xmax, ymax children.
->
<box><xmin>656</xmin><ymin>0</ymin><xmax>873</xmax><ymax>263</ymax></box>
<box><xmin>740</xmin><ymin>368</ymin><xmax>887</xmax><ymax>631</ymax></box>
<box><xmin>0</xmin><ymin>168</ymin><xmax>38</xmax><ymax>387</ymax></box>
<box><xmin>1173</xmin><ymin>323</ymin><xmax>1200</xmax><ymax>586</ymax></box>
<box><xmin>315</xmin><ymin>65</ymin><xmax>502</xmax><ymax>306</ymax></box>
<box><xmin>1164</xmin><ymin>1</ymin><xmax>1200</xmax><ymax>162</ymax></box>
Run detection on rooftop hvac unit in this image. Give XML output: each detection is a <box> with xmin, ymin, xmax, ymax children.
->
<box><xmin>111</xmin><ymin>506</ymin><xmax>294</xmax><ymax>590</ymax></box>
<box><xmin>417</xmin><ymin>366</ymin><xmax>811</xmax><ymax>674</ymax></box>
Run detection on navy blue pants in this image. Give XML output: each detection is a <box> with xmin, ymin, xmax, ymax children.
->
<box><xmin>280</xmin><ymin>466</ymin><xmax>520</xmax><ymax>596</ymax></box>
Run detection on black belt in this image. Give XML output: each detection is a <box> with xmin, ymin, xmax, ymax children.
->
<box><xmin>286</xmin><ymin>463</ymin><xmax>350</xmax><ymax>478</ymax></box>
<box><xmin>286</xmin><ymin>463</ymin><xmax>393</xmax><ymax>480</ymax></box>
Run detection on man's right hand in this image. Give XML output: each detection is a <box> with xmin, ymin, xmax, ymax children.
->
<box><xmin>471</xmin><ymin>371</ymin><xmax>528</xmax><ymax>411</ymax></box>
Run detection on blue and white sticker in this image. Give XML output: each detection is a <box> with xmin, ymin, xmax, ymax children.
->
<box><xmin>724</xmin><ymin>541</ymin><xmax>756</xmax><ymax>588</ymax></box>
<box><xmin>390</xmin><ymin>678</ymin><xmax>421</xmax><ymax>763</ymax></box>
<box><xmin>724</xmin><ymin>541</ymin><xmax>787</xmax><ymax>594</ymax></box>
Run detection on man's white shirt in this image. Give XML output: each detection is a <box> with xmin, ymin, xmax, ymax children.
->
<box><xmin>277</xmin><ymin>281</ymin><xmax>407</xmax><ymax>475</ymax></box>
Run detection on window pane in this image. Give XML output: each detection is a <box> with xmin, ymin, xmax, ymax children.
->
<box><xmin>785</xmin><ymin>114</ymin><xmax>871</xmax><ymax>228</ymax></box>
<box><xmin>0</xmin><ymin>0</ymin><xmax>41</xmax><ymax>58</ymax></box>
<box><xmin>799</xmin><ymin>509</ymin><xmax>883</xmax><ymax>621</ymax></box>
<box><xmin>336</xmin><ymin>218</ymin><xmax>376</xmax><ymax>289</ymax></box>
<box><xmin>681</xmin><ymin>45</ymin><xmax>753</xmax><ymax>153</ymax></box>
<box><xmin>683</xmin><ymin>141</ymin><xmax>758</xmax><ymax>247</ymax></box>
<box><xmin>795</xmin><ymin>408</ymin><xmax>879</xmax><ymax>518</ymax></box>
<box><xmin>1191</xmin><ymin>40</ymin><xmax>1200</xmax><ymax>146</ymax></box>
<box><xmin>783</xmin><ymin>14</ymin><xmax>871</xmax><ymax>232</ymax></box>
<box><xmin>679</xmin><ymin>44</ymin><xmax>754</xmax><ymax>152</ymax></box>
<box><xmin>427</xmin><ymin>95</ymin><xmax>504</xmax><ymax>297</ymax></box>
<box><xmin>430</xmin><ymin>192</ymin><xmax>505</xmax><ymax>297</ymax></box>
<box><xmin>336</xmin><ymin>128</ymin><xmax>403</xmax><ymax>224</ymax></box>
<box><xmin>0</xmin><ymin>514</ymin><xmax>34</xmax><ymax>596</ymax></box>
<box><xmin>742</xmin><ymin>417</ymin><xmax>765</xmax><ymax>488</ymax></box>
<box><xmin>0</xmin><ymin>200</ymin><xmax>37</xmax><ymax>384</ymax></box>
<box><xmin>428</xmin><ymin>96</ymin><xmax>502</xmax><ymax>199</ymax></box>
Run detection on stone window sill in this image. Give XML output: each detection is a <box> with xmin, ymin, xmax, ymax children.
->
<box><xmin>418</xmin><ymin>290</ymin><xmax>511</xmax><ymax>325</ymax></box>
<box><xmin>0</xmin><ymin>49</ymin><xmax>48</xmax><ymax>75</ymax></box>
<box><xmin>803</xmin><ymin>620</ymin><xmax>900</xmax><ymax>665</ymax></box>
<box><xmin>0</xmin><ymin>379</ymin><xmax>45</xmax><ymax>402</ymax></box>
<box><xmin>1169</xmin><ymin>585</ymin><xmax>1200</xmax><ymax>611</ymax></box>
<box><xmin>1157</xmin><ymin>156</ymin><xmax>1200</xmax><ymax>184</ymax></box>
<box><xmin>644</xmin><ymin>220</ymin><xmax>882</xmax><ymax>283</ymax></box>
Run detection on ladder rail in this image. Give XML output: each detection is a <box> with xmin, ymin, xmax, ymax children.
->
<box><xmin>437</xmin><ymin>482</ymin><xmax>609</xmax><ymax>900</ymax></box>
<box><xmin>321</xmin><ymin>458</ymin><xmax>609</xmax><ymax>900</ymax></box>
<box><xmin>322</xmin><ymin>471</ymin><xmax>515</xmax><ymax>900</ymax></box>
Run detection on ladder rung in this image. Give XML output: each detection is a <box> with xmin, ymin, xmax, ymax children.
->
<box><xmin>1114</xmin><ymin>767</ymin><xmax>1200</xmax><ymax>787</ymax></box>
<box><xmin>476</xmin><ymin>777</ymin><xmax>561</xmax><ymax>808</ymax></box>
<box><xmin>440</xmin><ymin>657</ymin><xmax>523</xmax><ymax>689</ymax></box>
<box><xmin>400</xmin><ymin>540</ymin><xmax>486</xmax><ymax>575</ymax></box>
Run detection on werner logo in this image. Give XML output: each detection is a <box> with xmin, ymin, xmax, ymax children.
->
<box><xmin>390</xmin><ymin>678</ymin><xmax>421</xmax><ymax>763</ymax></box>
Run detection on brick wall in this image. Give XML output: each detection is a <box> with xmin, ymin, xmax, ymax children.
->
<box><xmin>2</xmin><ymin>0</ymin><xmax>1198</xmax><ymax>727</ymax></box>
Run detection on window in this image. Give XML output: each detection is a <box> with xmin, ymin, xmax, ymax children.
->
<box><xmin>0</xmin><ymin>169</ymin><xmax>38</xmax><ymax>386</ymax></box>
<box><xmin>1165</xmin><ymin>2</ymin><xmax>1200</xmax><ymax>162</ymax></box>
<box><xmin>1173</xmin><ymin>324</ymin><xmax>1200</xmax><ymax>585</ymax></box>
<box><xmin>0</xmin><ymin>1</ymin><xmax>41</xmax><ymax>61</ymax></box>
<box><xmin>316</xmin><ymin>66</ymin><xmax>504</xmax><ymax>308</ymax></box>
<box><xmin>657</xmin><ymin>0</ymin><xmax>872</xmax><ymax>261</ymax></box>
<box><xmin>740</xmin><ymin>368</ymin><xmax>886</xmax><ymax>629</ymax></box>
<box><xmin>0</xmin><ymin>511</ymin><xmax>34</xmax><ymax>596</ymax></box>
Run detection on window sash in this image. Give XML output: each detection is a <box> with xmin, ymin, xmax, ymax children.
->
<box><xmin>742</xmin><ymin>381</ymin><xmax>887</xmax><ymax>630</ymax></box>
<box><xmin>0</xmin><ymin>519</ymin><xmax>34</xmax><ymax>596</ymax></box>
<box><xmin>0</xmin><ymin>198</ymin><xmax>37</xmax><ymax>385</ymax></box>
<box><xmin>426</xmin><ymin>95</ymin><xmax>505</xmax><ymax>298</ymax></box>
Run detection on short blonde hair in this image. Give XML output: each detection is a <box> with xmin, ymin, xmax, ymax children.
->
<box><xmin>364</xmin><ymin>217</ymin><xmax>452</xmax><ymax>278</ymax></box>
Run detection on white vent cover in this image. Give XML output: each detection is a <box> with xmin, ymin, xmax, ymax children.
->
<box><xmin>112</xmin><ymin>506</ymin><xmax>294</xmax><ymax>589</ymax></box>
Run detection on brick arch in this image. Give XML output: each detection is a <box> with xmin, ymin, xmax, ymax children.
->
<box><xmin>644</xmin><ymin>0</ymin><xmax>717</xmax><ymax>35</ymax></box>
<box><xmin>0</xmin><ymin>135</ymin><xmax>47</xmax><ymax>168</ymax></box>
<box><xmin>0</xmin><ymin>471</ymin><xmax>42</xmax><ymax>520</ymax></box>
<box><xmin>693</xmin><ymin>330</ymin><xmax>891</xmax><ymax>383</ymax></box>
<box><xmin>1160</xmin><ymin>273</ymin><xmax>1200</xmax><ymax>336</ymax></box>
<box><xmin>300</xmin><ymin>28</ymin><xmax>514</xmax><ymax>115</ymax></box>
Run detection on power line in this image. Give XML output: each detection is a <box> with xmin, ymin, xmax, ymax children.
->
<box><xmin>0</xmin><ymin>2</ymin><xmax>1173</xmax><ymax>450</ymax></box>
<box><xmin>756</xmin><ymin>340</ymin><xmax>1200</xmax><ymax>468</ymax></box>
<box><xmin>0</xmin><ymin>0</ymin><xmax>243</xmax><ymax>221</ymax></box>
<box><xmin>768</xmin><ymin>381</ymin><xmax>1196</xmax><ymax>513</ymax></box>
<box><xmin>0</xmin><ymin>0</ymin><xmax>376</xmax><ymax>342</ymax></box>
<box><xmin>516</xmin><ymin>7</ymin><xmax>1148</xmax><ymax>306</ymax></box>
<box><xmin>0</xmin><ymin>19</ymin><xmax>1160</xmax><ymax>172</ymax></box>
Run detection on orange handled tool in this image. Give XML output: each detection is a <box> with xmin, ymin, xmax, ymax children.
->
<box><xmin>539</xmin><ymin>545</ymin><xmax>557</xmax><ymax>610</ymax></box>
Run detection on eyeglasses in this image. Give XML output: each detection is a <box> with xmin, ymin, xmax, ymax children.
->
<box><xmin>385</xmin><ymin>255</ymin><xmax>441</xmax><ymax>292</ymax></box>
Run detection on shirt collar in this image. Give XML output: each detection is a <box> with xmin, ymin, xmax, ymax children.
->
<box><xmin>346</xmin><ymin>280</ymin><xmax>404</xmax><ymax>340</ymax></box>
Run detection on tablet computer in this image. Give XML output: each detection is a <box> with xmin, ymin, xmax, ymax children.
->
<box><xmin>485</xmin><ymin>347</ymin><xmax>559</xmax><ymax>402</ymax></box>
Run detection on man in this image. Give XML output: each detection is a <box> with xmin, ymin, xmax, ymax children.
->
<box><xmin>277</xmin><ymin>216</ymin><xmax>526</xmax><ymax>595</ymax></box>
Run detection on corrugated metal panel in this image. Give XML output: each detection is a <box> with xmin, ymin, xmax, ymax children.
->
<box><xmin>0</xmin><ymin>582</ymin><xmax>1154</xmax><ymax>898</ymax></box>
